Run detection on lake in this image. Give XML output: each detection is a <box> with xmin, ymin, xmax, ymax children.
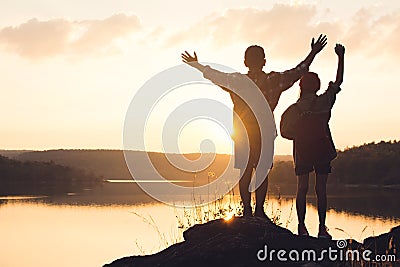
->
<box><xmin>0</xmin><ymin>190</ymin><xmax>399</xmax><ymax>267</ymax></box>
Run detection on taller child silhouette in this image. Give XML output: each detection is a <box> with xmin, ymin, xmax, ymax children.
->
<box><xmin>182</xmin><ymin>34</ymin><xmax>327</xmax><ymax>219</ymax></box>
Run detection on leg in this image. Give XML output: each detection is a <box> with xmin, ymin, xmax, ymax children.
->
<box><xmin>254</xmin><ymin>174</ymin><xmax>268</xmax><ymax>217</ymax></box>
<box><xmin>294</xmin><ymin>141</ymin><xmax>312</xmax><ymax>234</ymax></box>
<box><xmin>296</xmin><ymin>174</ymin><xmax>309</xmax><ymax>226</ymax></box>
<box><xmin>315</xmin><ymin>173</ymin><xmax>328</xmax><ymax>226</ymax></box>
<box><xmin>315</xmin><ymin>172</ymin><xmax>332</xmax><ymax>239</ymax></box>
<box><xmin>239</xmin><ymin>165</ymin><xmax>253</xmax><ymax>216</ymax></box>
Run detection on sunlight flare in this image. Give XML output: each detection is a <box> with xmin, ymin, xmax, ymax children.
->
<box><xmin>224</xmin><ymin>211</ymin><xmax>235</xmax><ymax>221</ymax></box>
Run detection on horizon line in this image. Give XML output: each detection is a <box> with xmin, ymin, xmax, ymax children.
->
<box><xmin>105</xmin><ymin>179</ymin><xmax>193</xmax><ymax>183</ymax></box>
<box><xmin>0</xmin><ymin>139</ymin><xmax>398</xmax><ymax>154</ymax></box>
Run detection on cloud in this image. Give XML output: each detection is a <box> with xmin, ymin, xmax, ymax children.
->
<box><xmin>0</xmin><ymin>14</ymin><xmax>141</xmax><ymax>59</ymax></box>
<box><xmin>0</xmin><ymin>18</ymin><xmax>72</xmax><ymax>58</ymax></box>
<box><xmin>349</xmin><ymin>10</ymin><xmax>400</xmax><ymax>59</ymax></box>
<box><xmin>1</xmin><ymin>5</ymin><xmax>400</xmax><ymax>62</ymax></box>
<box><xmin>72</xmin><ymin>14</ymin><xmax>141</xmax><ymax>54</ymax></box>
<box><xmin>163</xmin><ymin>4</ymin><xmax>324</xmax><ymax>58</ymax></box>
<box><xmin>162</xmin><ymin>4</ymin><xmax>400</xmax><ymax>61</ymax></box>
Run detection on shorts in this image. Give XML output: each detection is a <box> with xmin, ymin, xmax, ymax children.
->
<box><xmin>294</xmin><ymin>161</ymin><xmax>332</xmax><ymax>176</ymax></box>
<box><xmin>293</xmin><ymin>138</ymin><xmax>336</xmax><ymax>176</ymax></box>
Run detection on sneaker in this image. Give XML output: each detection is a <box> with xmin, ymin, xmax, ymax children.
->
<box><xmin>298</xmin><ymin>224</ymin><xmax>309</xmax><ymax>236</ymax></box>
<box><xmin>318</xmin><ymin>225</ymin><xmax>332</xmax><ymax>239</ymax></box>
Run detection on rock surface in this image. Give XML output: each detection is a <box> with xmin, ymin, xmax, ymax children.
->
<box><xmin>104</xmin><ymin>217</ymin><xmax>399</xmax><ymax>267</ymax></box>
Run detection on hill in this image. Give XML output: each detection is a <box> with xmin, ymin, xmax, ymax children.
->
<box><xmin>0</xmin><ymin>150</ymin><xmax>33</xmax><ymax>159</ymax></box>
<box><xmin>331</xmin><ymin>140</ymin><xmax>400</xmax><ymax>185</ymax></box>
<box><xmin>11</xmin><ymin>140</ymin><xmax>400</xmax><ymax>195</ymax></box>
<box><xmin>16</xmin><ymin>150</ymin><xmax>237</xmax><ymax>185</ymax></box>
<box><xmin>0</xmin><ymin>155</ymin><xmax>100</xmax><ymax>196</ymax></box>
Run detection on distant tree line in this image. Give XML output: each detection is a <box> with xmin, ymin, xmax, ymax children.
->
<box><xmin>269</xmin><ymin>140</ymin><xmax>400</xmax><ymax>186</ymax></box>
<box><xmin>0</xmin><ymin>155</ymin><xmax>101</xmax><ymax>195</ymax></box>
<box><xmin>331</xmin><ymin>140</ymin><xmax>400</xmax><ymax>185</ymax></box>
<box><xmin>5</xmin><ymin>141</ymin><xmax>399</xmax><ymax>196</ymax></box>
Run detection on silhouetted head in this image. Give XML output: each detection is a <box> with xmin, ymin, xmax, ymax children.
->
<box><xmin>244</xmin><ymin>45</ymin><xmax>266</xmax><ymax>70</ymax></box>
<box><xmin>300</xmin><ymin>72</ymin><xmax>320</xmax><ymax>95</ymax></box>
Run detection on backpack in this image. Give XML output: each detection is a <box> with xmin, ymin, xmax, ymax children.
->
<box><xmin>280</xmin><ymin>98</ymin><xmax>325</xmax><ymax>140</ymax></box>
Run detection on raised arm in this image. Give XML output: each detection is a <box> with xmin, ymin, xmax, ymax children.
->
<box><xmin>181</xmin><ymin>51</ymin><xmax>243</xmax><ymax>92</ymax></box>
<box><xmin>333</xmin><ymin>44</ymin><xmax>345</xmax><ymax>86</ymax></box>
<box><xmin>302</xmin><ymin>34</ymin><xmax>328</xmax><ymax>68</ymax></box>
<box><xmin>323</xmin><ymin>44</ymin><xmax>345</xmax><ymax>108</ymax></box>
<box><xmin>266</xmin><ymin>34</ymin><xmax>328</xmax><ymax>92</ymax></box>
<box><xmin>181</xmin><ymin>51</ymin><xmax>206</xmax><ymax>72</ymax></box>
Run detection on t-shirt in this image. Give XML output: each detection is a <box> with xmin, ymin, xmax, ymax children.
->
<box><xmin>200</xmin><ymin>65</ymin><xmax>276</xmax><ymax>170</ymax></box>
<box><xmin>294</xmin><ymin>83</ymin><xmax>341</xmax><ymax>162</ymax></box>
<box><xmin>222</xmin><ymin>62</ymin><xmax>310</xmax><ymax>140</ymax></box>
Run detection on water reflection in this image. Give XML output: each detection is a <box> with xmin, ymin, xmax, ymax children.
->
<box><xmin>0</xmin><ymin>191</ymin><xmax>399</xmax><ymax>267</ymax></box>
<box><xmin>2</xmin><ymin>182</ymin><xmax>399</xmax><ymax>218</ymax></box>
<box><xmin>306</xmin><ymin>193</ymin><xmax>400</xmax><ymax>219</ymax></box>
<box><xmin>0</xmin><ymin>195</ymin><xmax>48</xmax><ymax>200</ymax></box>
<box><xmin>0</xmin><ymin>201</ymin><xmax>184</xmax><ymax>267</ymax></box>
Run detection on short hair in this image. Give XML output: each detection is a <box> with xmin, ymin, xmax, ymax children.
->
<box><xmin>244</xmin><ymin>45</ymin><xmax>265</xmax><ymax>67</ymax></box>
<box><xmin>300</xmin><ymin>72</ymin><xmax>320</xmax><ymax>93</ymax></box>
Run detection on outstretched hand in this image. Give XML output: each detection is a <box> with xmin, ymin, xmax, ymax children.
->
<box><xmin>311</xmin><ymin>34</ymin><xmax>328</xmax><ymax>54</ymax></box>
<box><xmin>335</xmin><ymin>44</ymin><xmax>345</xmax><ymax>57</ymax></box>
<box><xmin>181</xmin><ymin>51</ymin><xmax>198</xmax><ymax>64</ymax></box>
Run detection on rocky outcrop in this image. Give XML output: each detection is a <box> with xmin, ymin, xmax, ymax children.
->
<box><xmin>104</xmin><ymin>217</ymin><xmax>399</xmax><ymax>267</ymax></box>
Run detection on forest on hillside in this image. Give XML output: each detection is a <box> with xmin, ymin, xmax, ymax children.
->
<box><xmin>16</xmin><ymin>150</ymin><xmax>235</xmax><ymax>186</ymax></box>
<box><xmin>269</xmin><ymin>140</ymin><xmax>400</xmax><ymax>187</ymax></box>
<box><xmin>331</xmin><ymin>141</ymin><xmax>400</xmax><ymax>185</ymax></box>
<box><xmin>0</xmin><ymin>155</ymin><xmax>101</xmax><ymax>195</ymax></box>
<box><xmin>1</xmin><ymin>140</ymin><xmax>399</xmax><ymax>196</ymax></box>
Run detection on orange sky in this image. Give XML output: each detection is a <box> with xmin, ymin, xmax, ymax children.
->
<box><xmin>0</xmin><ymin>0</ymin><xmax>399</xmax><ymax>154</ymax></box>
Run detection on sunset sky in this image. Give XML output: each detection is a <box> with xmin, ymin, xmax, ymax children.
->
<box><xmin>1</xmin><ymin>0</ymin><xmax>399</xmax><ymax>155</ymax></box>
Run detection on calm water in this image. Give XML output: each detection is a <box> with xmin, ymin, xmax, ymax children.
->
<box><xmin>0</xmin><ymin>192</ymin><xmax>399</xmax><ymax>267</ymax></box>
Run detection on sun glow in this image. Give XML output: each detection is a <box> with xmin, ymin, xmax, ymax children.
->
<box><xmin>224</xmin><ymin>211</ymin><xmax>235</xmax><ymax>221</ymax></box>
<box><xmin>143</xmin><ymin>83</ymin><xmax>234</xmax><ymax>154</ymax></box>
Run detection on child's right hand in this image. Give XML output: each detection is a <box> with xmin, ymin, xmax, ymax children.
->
<box><xmin>181</xmin><ymin>51</ymin><xmax>198</xmax><ymax>64</ymax></box>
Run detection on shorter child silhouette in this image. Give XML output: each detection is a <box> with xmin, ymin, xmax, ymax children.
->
<box><xmin>294</xmin><ymin>44</ymin><xmax>345</xmax><ymax>239</ymax></box>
